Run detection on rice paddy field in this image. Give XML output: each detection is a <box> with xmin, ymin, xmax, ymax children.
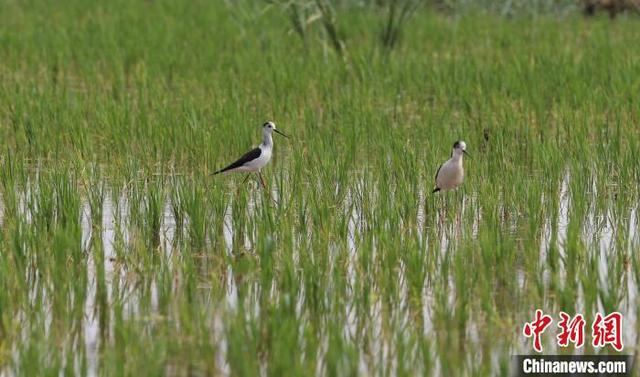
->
<box><xmin>0</xmin><ymin>0</ymin><xmax>639</xmax><ymax>375</ymax></box>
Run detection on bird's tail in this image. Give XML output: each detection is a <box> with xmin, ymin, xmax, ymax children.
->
<box><xmin>212</xmin><ymin>169</ymin><xmax>225</xmax><ymax>175</ymax></box>
<box><xmin>432</xmin><ymin>187</ymin><xmax>441</xmax><ymax>193</ymax></box>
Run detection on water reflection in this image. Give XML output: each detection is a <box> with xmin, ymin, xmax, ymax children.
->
<box><xmin>1</xmin><ymin>170</ymin><xmax>638</xmax><ymax>376</ymax></box>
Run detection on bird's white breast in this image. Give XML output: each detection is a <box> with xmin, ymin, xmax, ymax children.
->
<box><xmin>436</xmin><ymin>159</ymin><xmax>464</xmax><ymax>190</ymax></box>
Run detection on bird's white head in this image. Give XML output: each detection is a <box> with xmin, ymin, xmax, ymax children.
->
<box><xmin>452</xmin><ymin>140</ymin><xmax>470</xmax><ymax>158</ymax></box>
<box><xmin>261</xmin><ymin>121</ymin><xmax>288</xmax><ymax>147</ymax></box>
<box><xmin>262</xmin><ymin>121</ymin><xmax>288</xmax><ymax>138</ymax></box>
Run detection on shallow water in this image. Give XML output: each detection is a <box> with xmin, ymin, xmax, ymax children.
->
<box><xmin>1</xmin><ymin>170</ymin><xmax>638</xmax><ymax>376</ymax></box>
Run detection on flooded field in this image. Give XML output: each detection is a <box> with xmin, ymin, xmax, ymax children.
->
<box><xmin>0</xmin><ymin>166</ymin><xmax>637</xmax><ymax>375</ymax></box>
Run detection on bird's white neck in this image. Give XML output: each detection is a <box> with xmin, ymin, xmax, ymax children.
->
<box><xmin>261</xmin><ymin>131</ymin><xmax>273</xmax><ymax>149</ymax></box>
<box><xmin>451</xmin><ymin>152</ymin><xmax>464</xmax><ymax>163</ymax></box>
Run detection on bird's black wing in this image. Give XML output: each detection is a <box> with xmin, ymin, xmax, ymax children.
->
<box><xmin>432</xmin><ymin>163</ymin><xmax>443</xmax><ymax>193</ymax></box>
<box><xmin>213</xmin><ymin>147</ymin><xmax>262</xmax><ymax>174</ymax></box>
<box><xmin>434</xmin><ymin>163</ymin><xmax>443</xmax><ymax>181</ymax></box>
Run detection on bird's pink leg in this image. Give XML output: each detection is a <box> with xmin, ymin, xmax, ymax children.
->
<box><xmin>236</xmin><ymin>174</ymin><xmax>252</xmax><ymax>195</ymax></box>
<box><xmin>258</xmin><ymin>172</ymin><xmax>267</xmax><ymax>190</ymax></box>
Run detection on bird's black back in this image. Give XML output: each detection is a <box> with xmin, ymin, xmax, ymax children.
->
<box><xmin>213</xmin><ymin>147</ymin><xmax>262</xmax><ymax>174</ymax></box>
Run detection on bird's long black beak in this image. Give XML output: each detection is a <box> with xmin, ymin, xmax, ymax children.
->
<box><xmin>463</xmin><ymin>150</ymin><xmax>471</xmax><ymax>159</ymax></box>
<box><xmin>274</xmin><ymin>129</ymin><xmax>289</xmax><ymax>138</ymax></box>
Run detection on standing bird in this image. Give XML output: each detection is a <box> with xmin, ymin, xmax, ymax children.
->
<box><xmin>213</xmin><ymin>121</ymin><xmax>288</xmax><ymax>188</ymax></box>
<box><xmin>432</xmin><ymin>140</ymin><xmax>470</xmax><ymax>193</ymax></box>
